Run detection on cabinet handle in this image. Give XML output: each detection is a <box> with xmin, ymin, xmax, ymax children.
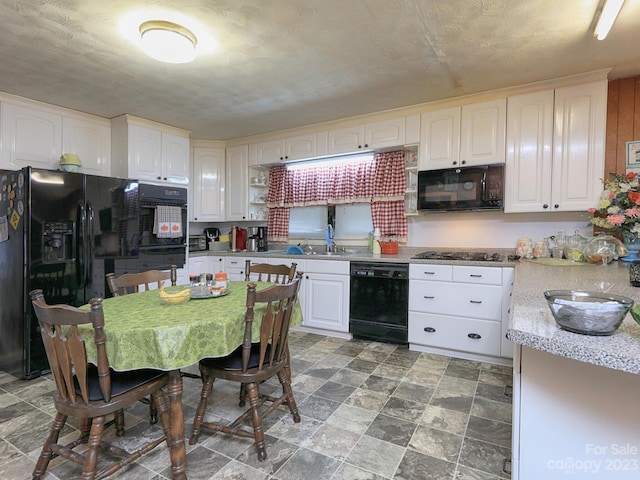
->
<box><xmin>157</xmin><ymin>176</ymin><xmax>161</xmax><ymax>180</ymax></box>
<box><xmin>469</xmin><ymin>274</ymin><xmax>482</xmax><ymax>278</ymax></box>
<box><xmin>504</xmin><ymin>384</ymin><xmax>513</xmax><ymax>398</ymax></box>
<box><xmin>468</xmin><ymin>333</ymin><xmax>481</xmax><ymax>339</ymax></box>
<box><xmin>543</xmin><ymin>203</ymin><xmax>549</xmax><ymax>209</ymax></box>
<box><xmin>423</xmin><ymin>295</ymin><xmax>435</xmax><ymax>299</ymax></box>
<box><xmin>423</xmin><ymin>271</ymin><xmax>435</xmax><ymax>275</ymax></box>
<box><xmin>452</xmin><ymin>161</ymin><xmax>457</xmax><ymax>165</ymax></box>
<box><xmin>461</xmin><ymin>160</ymin><xmax>466</xmax><ymax>165</ymax></box>
<box><xmin>554</xmin><ymin>204</ymin><xmax>559</xmax><ymax>209</ymax></box>
<box><xmin>424</xmin><ymin>327</ymin><xmax>436</xmax><ymax>333</ymax></box>
<box><xmin>469</xmin><ymin>300</ymin><xmax>482</xmax><ymax>304</ymax></box>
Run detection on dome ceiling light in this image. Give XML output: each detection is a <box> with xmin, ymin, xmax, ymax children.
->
<box><xmin>139</xmin><ymin>20</ymin><xmax>197</xmax><ymax>64</ymax></box>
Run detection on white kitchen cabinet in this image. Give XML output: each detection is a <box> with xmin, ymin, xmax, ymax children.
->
<box><xmin>419</xmin><ymin>99</ymin><xmax>506</xmax><ymax>170</ymax></box>
<box><xmin>512</xmin><ymin>346</ymin><xmax>640</xmax><ymax>480</ymax></box>
<box><xmin>62</xmin><ymin>115</ymin><xmax>111</xmax><ymax>176</ymax></box>
<box><xmin>551</xmin><ymin>81</ymin><xmax>607</xmax><ymax>212</ymax></box>
<box><xmin>505</xmin><ymin>81</ymin><xmax>606</xmax><ymax>213</ymax></box>
<box><xmin>504</xmin><ymin>90</ymin><xmax>554</xmax><ymax>213</ymax></box>
<box><xmin>188</xmin><ymin>255</ymin><xmax>224</xmax><ymax>276</ymax></box>
<box><xmin>192</xmin><ymin>145</ymin><xmax>225</xmax><ymax>222</ymax></box>
<box><xmin>460</xmin><ymin>98</ymin><xmax>506</xmax><ymax>166</ymax></box>
<box><xmin>419</xmin><ymin>107</ymin><xmax>461</xmax><ymax>170</ymax></box>
<box><xmin>225</xmin><ymin>144</ymin><xmax>249</xmax><ymax>221</ymax></box>
<box><xmin>1</xmin><ymin>101</ymin><xmax>62</xmax><ymax>170</ymax></box>
<box><xmin>296</xmin><ymin>259</ymin><xmax>350</xmax><ymax>336</ymax></box>
<box><xmin>111</xmin><ymin>115</ymin><xmax>190</xmax><ymax>185</ymax></box>
<box><xmin>327</xmin><ymin>117</ymin><xmax>409</xmax><ymax>156</ymax></box>
<box><xmin>252</xmin><ymin>132</ymin><xmax>317</xmax><ymax>165</ymax></box>
<box><xmin>408</xmin><ymin>264</ymin><xmax>513</xmax><ymax>361</ymax></box>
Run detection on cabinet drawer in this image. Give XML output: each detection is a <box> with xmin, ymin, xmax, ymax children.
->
<box><xmin>305</xmin><ymin>259</ymin><xmax>349</xmax><ymax>275</ymax></box>
<box><xmin>409</xmin><ymin>312</ymin><xmax>501</xmax><ymax>356</ymax></box>
<box><xmin>410</xmin><ymin>263</ymin><xmax>452</xmax><ymax>281</ymax></box>
<box><xmin>409</xmin><ymin>280</ymin><xmax>502</xmax><ymax>320</ymax></box>
<box><xmin>452</xmin><ymin>266</ymin><xmax>502</xmax><ymax>285</ymax></box>
<box><xmin>224</xmin><ymin>257</ymin><xmax>245</xmax><ymax>269</ymax></box>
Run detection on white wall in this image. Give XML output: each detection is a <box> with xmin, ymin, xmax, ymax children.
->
<box><xmin>407</xmin><ymin>211</ymin><xmax>593</xmax><ymax>249</ymax></box>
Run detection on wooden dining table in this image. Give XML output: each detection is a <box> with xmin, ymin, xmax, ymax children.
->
<box><xmin>80</xmin><ymin>280</ymin><xmax>303</xmax><ymax>480</ymax></box>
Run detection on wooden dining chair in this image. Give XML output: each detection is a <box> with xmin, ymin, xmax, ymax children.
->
<box><xmin>29</xmin><ymin>289</ymin><xmax>172</xmax><ymax>480</ymax></box>
<box><xmin>106</xmin><ymin>265</ymin><xmax>177</xmax><ymax>297</ymax></box>
<box><xmin>240</xmin><ymin>260</ymin><xmax>297</xmax><ymax>406</ymax></box>
<box><xmin>189</xmin><ymin>274</ymin><xmax>303</xmax><ymax>461</ymax></box>
<box><xmin>244</xmin><ymin>260</ymin><xmax>297</xmax><ymax>284</ymax></box>
<box><xmin>105</xmin><ymin>265</ymin><xmax>178</xmax><ymax>424</ymax></box>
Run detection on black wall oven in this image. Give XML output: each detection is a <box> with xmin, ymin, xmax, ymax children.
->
<box><xmin>349</xmin><ymin>262</ymin><xmax>409</xmax><ymax>344</ymax></box>
<box><xmin>137</xmin><ymin>183</ymin><xmax>187</xmax><ymax>272</ymax></box>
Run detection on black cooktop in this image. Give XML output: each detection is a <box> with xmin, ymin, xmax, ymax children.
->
<box><xmin>412</xmin><ymin>251</ymin><xmax>503</xmax><ymax>262</ymax></box>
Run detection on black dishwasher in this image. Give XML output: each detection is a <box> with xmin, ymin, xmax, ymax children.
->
<box><xmin>349</xmin><ymin>262</ymin><xmax>409</xmax><ymax>344</ymax></box>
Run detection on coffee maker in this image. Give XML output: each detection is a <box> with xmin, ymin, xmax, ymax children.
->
<box><xmin>246</xmin><ymin>227</ymin><xmax>259</xmax><ymax>252</ymax></box>
<box><xmin>257</xmin><ymin>226</ymin><xmax>268</xmax><ymax>252</ymax></box>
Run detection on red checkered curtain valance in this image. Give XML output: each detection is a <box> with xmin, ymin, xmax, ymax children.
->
<box><xmin>266</xmin><ymin>151</ymin><xmax>407</xmax><ymax>243</ymax></box>
<box><xmin>371</xmin><ymin>151</ymin><xmax>408</xmax><ymax>243</ymax></box>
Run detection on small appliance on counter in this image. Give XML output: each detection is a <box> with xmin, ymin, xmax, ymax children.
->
<box><xmin>229</xmin><ymin>226</ymin><xmax>247</xmax><ymax>252</ymax></box>
<box><xmin>257</xmin><ymin>226</ymin><xmax>268</xmax><ymax>251</ymax></box>
<box><xmin>188</xmin><ymin>234</ymin><xmax>207</xmax><ymax>252</ymax></box>
<box><xmin>246</xmin><ymin>227</ymin><xmax>259</xmax><ymax>252</ymax></box>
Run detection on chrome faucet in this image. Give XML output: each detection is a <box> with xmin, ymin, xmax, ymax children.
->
<box><xmin>326</xmin><ymin>224</ymin><xmax>337</xmax><ymax>253</ymax></box>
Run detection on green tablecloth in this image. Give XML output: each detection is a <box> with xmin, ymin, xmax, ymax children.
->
<box><xmin>80</xmin><ymin>281</ymin><xmax>302</xmax><ymax>371</ymax></box>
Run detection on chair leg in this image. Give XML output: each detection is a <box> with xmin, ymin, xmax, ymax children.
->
<box><xmin>32</xmin><ymin>412</ymin><xmax>67</xmax><ymax>480</ymax></box>
<box><xmin>246</xmin><ymin>382</ymin><xmax>267</xmax><ymax>461</ymax></box>
<box><xmin>81</xmin><ymin>415</ymin><xmax>105</xmax><ymax>480</ymax></box>
<box><xmin>114</xmin><ymin>409</ymin><xmax>125</xmax><ymax>436</ymax></box>
<box><xmin>277</xmin><ymin>370</ymin><xmax>301</xmax><ymax>423</ymax></box>
<box><xmin>149</xmin><ymin>396</ymin><xmax>158</xmax><ymax>425</ymax></box>
<box><xmin>150</xmin><ymin>389</ymin><xmax>172</xmax><ymax>447</ymax></box>
<box><xmin>239</xmin><ymin>383</ymin><xmax>247</xmax><ymax>407</ymax></box>
<box><xmin>189</xmin><ymin>373</ymin><xmax>215</xmax><ymax>445</ymax></box>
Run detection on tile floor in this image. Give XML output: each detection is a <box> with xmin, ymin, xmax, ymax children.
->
<box><xmin>0</xmin><ymin>332</ymin><xmax>513</xmax><ymax>479</ymax></box>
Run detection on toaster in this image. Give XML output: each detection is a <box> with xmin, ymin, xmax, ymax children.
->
<box><xmin>188</xmin><ymin>234</ymin><xmax>207</xmax><ymax>251</ymax></box>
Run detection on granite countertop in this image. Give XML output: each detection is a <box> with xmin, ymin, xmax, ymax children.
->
<box><xmin>191</xmin><ymin>247</ymin><xmax>518</xmax><ymax>267</ymax></box>
<box><xmin>507</xmin><ymin>259</ymin><xmax>640</xmax><ymax>375</ymax></box>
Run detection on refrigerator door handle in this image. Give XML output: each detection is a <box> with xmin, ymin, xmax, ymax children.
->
<box><xmin>86</xmin><ymin>201</ymin><xmax>94</xmax><ymax>286</ymax></box>
<box><xmin>75</xmin><ymin>201</ymin><xmax>86</xmax><ymax>289</ymax></box>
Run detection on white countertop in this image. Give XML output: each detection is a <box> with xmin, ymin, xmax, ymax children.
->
<box><xmin>507</xmin><ymin>259</ymin><xmax>640</xmax><ymax>375</ymax></box>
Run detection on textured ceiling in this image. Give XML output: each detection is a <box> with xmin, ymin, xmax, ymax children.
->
<box><xmin>0</xmin><ymin>0</ymin><xmax>639</xmax><ymax>141</ymax></box>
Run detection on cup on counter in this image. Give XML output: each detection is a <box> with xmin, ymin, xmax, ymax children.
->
<box><xmin>629</xmin><ymin>261</ymin><xmax>640</xmax><ymax>287</ymax></box>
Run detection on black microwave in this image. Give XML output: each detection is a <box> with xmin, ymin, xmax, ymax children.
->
<box><xmin>417</xmin><ymin>164</ymin><xmax>504</xmax><ymax>212</ymax></box>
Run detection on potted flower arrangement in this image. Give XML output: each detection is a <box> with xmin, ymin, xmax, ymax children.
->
<box><xmin>589</xmin><ymin>172</ymin><xmax>640</xmax><ymax>256</ymax></box>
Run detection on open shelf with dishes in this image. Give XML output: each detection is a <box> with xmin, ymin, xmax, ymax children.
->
<box><xmin>248</xmin><ymin>166</ymin><xmax>269</xmax><ymax>221</ymax></box>
<box><xmin>404</xmin><ymin>146</ymin><xmax>418</xmax><ymax>216</ymax></box>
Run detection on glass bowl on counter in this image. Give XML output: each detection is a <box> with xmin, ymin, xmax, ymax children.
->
<box><xmin>544</xmin><ymin>290</ymin><xmax>633</xmax><ymax>335</ymax></box>
<box><xmin>583</xmin><ymin>233</ymin><xmax>629</xmax><ymax>265</ymax></box>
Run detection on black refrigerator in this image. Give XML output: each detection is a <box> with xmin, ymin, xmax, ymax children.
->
<box><xmin>0</xmin><ymin>167</ymin><xmax>139</xmax><ymax>379</ymax></box>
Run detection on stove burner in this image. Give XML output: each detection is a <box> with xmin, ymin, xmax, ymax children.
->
<box><xmin>412</xmin><ymin>251</ymin><xmax>503</xmax><ymax>262</ymax></box>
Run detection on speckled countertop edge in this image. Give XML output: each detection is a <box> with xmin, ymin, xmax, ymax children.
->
<box><xmin>507</xmin><ymin>260</ymin><xmax>640</xmax><ymax>375</ymax></box>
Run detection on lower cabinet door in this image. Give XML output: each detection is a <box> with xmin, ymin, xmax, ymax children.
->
<box><xmin>303</xmin><ymin>273</ymin><xmax>349</xmax><ymax>332</ymax></box>
<box><xmin>409</xmin><ymin>312</ymin><xmax>501</xmax><ymax>356</ymax></box>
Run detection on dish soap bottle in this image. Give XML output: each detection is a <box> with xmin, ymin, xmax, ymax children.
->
<box><xmin>372</xmin><ymin>228</ymin><xmax>381</xmax><ymax>256</ymax></box>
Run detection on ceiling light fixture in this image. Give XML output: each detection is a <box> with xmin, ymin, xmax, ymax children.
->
<box><xmin>139</xmin><ymin>20</ymin><xmax>197</xmax><ymax>64</ymax></box>
<box><xmin>594</xmin><ymin>0</ymin><xmax>625</xmax><ymax>40</ymax></box>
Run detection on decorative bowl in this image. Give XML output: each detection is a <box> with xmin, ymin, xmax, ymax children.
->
<box><xmin>544</xmin><ymin>290</ymin><xmax>633</xmax><ymax>335</ymax></box>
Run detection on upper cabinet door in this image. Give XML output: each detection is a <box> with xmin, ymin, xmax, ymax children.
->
<box><xmin>62</xmin><ymin>116</ymin><xmax>111</xmax><ymax>177</ymax></box>
<box><xmin>161</xmin><ymin>133</ymin><xmax>190</xmax><ymax>184</ymax></box>
<box><xmin>552</xmin><ymin>81</ymin><xmax>606</xmax><ymax>212</ymax></box>
<box><xmin>365</xmin><ymin>117</ymin><xmax>406</xmax><ymax>150</ymax></box>
<box><xmin>1</xmin><ymin>101</ymin><xmax>62</xmax><ymax>170</ymax></box>
<box><xmin>255</xmin><ymin>138</ymin><xmax>285</xmax><ymax>165</ymax></box>
<box><xmin>128</xmin><ymin>124</ymin><xmax>162</xmax><ymax>181</ymax></box>
<box><xmin>192</xmin><ymin>146</ymin><xmax>225</xmax><ymax>222</ymax></box>
<box><xmin>419</xmin><ymin>107</ymin><xmax>461</xmax><ymax>170</ymax></box>
<box><xmin>504</xmin><ymin>90</ymin><xmax>554</xmax><ymax>213</ymax></box>
<box><xmin>327</xmin><ymin>125</ymin><xmax>365</xmax><ymax>155</ymax></box>
<box><xmin>460</xmin><ymin>98</ymin><xmax>506</xmax><ymax>166</ymax></box>
<box><xmin>285</xmin><ymin>132</ymin><xmax>316</xmax><ymax>161</ymax></box>
<box><xmin>226</xmin><ymin>144</ymin><xmax>249</xmax><ymax>221</ymax></box>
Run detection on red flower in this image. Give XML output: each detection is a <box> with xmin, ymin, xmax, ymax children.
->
<box><xmin>627</xmin><ymin>172</ymin><xmax>637</xmax><ymax>179</ymax></box>
<box><xmin>629</xmin><ymin>191</ymin><xmax>640</xmax><ymax>205</ymax></box>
